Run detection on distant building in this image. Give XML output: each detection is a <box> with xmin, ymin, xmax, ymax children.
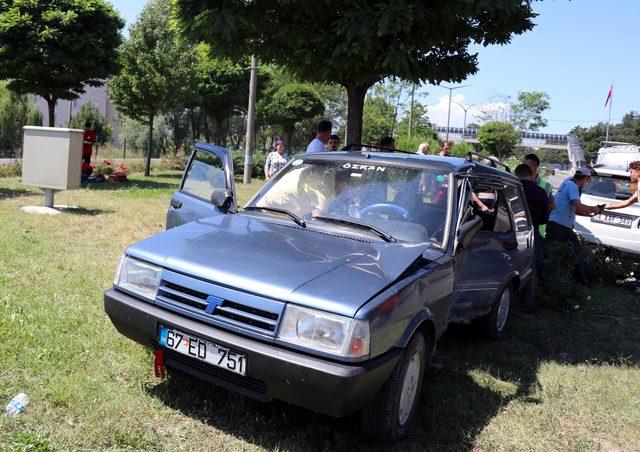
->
<box><xmin>34</xmin><ymin>84</ymin><xmax>121</xmax><ymax>144</ymax></box>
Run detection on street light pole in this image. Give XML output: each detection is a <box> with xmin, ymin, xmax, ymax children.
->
<box><xmin>243</xmin><ymin>55</ymin><xmax>258</xmax><ymax>184</ymax></box>
<box><xmin>452</xmin><ymin>101</ymin><xmax>474</xmax><ymax>142</ymax></box>
<box><xmin>440</xmin><ymin>84</ymin><xmax>470</xmax><ymax>141</ymax></box>
<box><xmin>408</xmin><ymin>84</ymin><xmax>415</xmax><ymax>137</ymax></box>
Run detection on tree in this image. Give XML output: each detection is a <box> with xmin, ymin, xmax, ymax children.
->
<box><xmin>571</xmin><ymin>111</ymin><xmax>640</xmax><ymax>162</ymax></box>
<box><xmin>477</xmin><ymin>121</ymin><xmax>520</xmax><ymax>160</ymax></box>
<box><xmin>0</xmin><ymin>82</ymin><xmax>43</xmax><ymax>157</ymax></box>
<box><xmin>0</xmin><ymin>0</ymin><xmax>123</xmax><ymax>126</ymax></box>
<box><xmin>361</xmin><ymin>96</ymin><xmax>396</xmax><ymax>145</ymax></box>
<box><xmin>259</xmin><ymin>83</ymin><xmax>325</xmax><ymax>147</ymax></box>
<box><xmin>109</xmin><ymin>0</ymin><xmax>199</xmax><ymax>176</ymax></box>
<box><xmin>510</xmin><ymin>91</ymin><xmax>550</xmax><ymax>131</ymax></box>
<box><xmin>396</xmin><ymin>102</ymin><xmax>437</xmax><ymax>139</ymax></box>
<box><xmin>174</xmin><ymin>0</ymin><xmax>536</xmax><ymax>143</ymax></box>
<box><xmin>69</xmin><ymin>104</ymin><xmax>112</xmax><ymax>146</ymax></box>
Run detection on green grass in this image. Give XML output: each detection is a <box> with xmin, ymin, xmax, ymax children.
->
<box><xmin>1</xmin><ymin>172</ymin><xmax>639</xmax><ymax>451</ymax></box>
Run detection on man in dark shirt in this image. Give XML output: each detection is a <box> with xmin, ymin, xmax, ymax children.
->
<box><xmin>515</xmin><ymin>164</ymin><xmax>549</xmax><ymax>313</ymax></box>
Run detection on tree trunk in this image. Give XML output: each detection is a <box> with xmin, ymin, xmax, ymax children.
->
<box><xmin>345</xmin><ymin>84</ymin><xmax>369</xmax><ymax>144</ymax></box>
<box><xmin>46</xmin><ymin>97</ymin><xmax>57</xmax><ymax>127</ymax></box>
<box><xmin>203</xmin><ymin>115</ymin><xmax>210</xmax><ymax>142</ymax></box>
<box><xmin>145</xmin><ymin>114</ymin><xmax>154</xmax><ymax>177</ymax></box>
<box><xmin>287</xmin><ymin>129</ymin><xmax>293</xmax><ymax>152</ymax></box>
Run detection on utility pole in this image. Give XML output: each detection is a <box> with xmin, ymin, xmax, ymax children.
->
<box><xmin>453</xmin><ymin>101</ymin><xmax>473</xmax><ymax>142</ymax></box>
<box><xmin>440</xmin><ymin>84</ymin><xmax>470</xmax><ymax>141</ymax></box>
<box><xmin>408</xmin><ymin>84</ymin><xmax>415</xmax><ymax>137</ymax></box>
<box><xmin>243</xmin><ymin>55</ymin><xmax>258</xmax><ymax>184</ymax></box>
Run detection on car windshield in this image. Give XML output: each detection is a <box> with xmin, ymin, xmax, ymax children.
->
<box><xmin>583</xmin><ymin>175</ymin><xmax>635</xmax><ymax>201</ymax></box>
<box><xmin>247</xmin><ymin>158</ymin><xmax>450</xmax><ymax>244</ymax></box>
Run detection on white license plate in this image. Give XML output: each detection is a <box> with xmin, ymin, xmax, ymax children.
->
<box><xmin>159</xmin><ymin>326</ymin><xmax>247</xmax><ymax>376</ymax></box>
<box><xmin>591</xmin><ymin>213</ymin><xmax>633</xmax><ymax>228</ymax></box>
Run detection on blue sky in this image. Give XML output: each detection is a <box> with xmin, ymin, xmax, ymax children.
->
<box><xmin>110</xmin><ymin>0</ymin><xmax>639</xmax><ymax>133</ymax></box>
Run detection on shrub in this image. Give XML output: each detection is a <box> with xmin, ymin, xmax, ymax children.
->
<box><xmin>126</xmin><ymin>160</ymin><xmax>148</xmax><ymax>174</ymax></box>
<box><xmin>231</xmin><ymin>150</ymin><xmax>267</xmax><ymax>179</ymax></box>
<box><xmin>160</xmin><ymin>147</ymin><xmax>189</xmax><ymax>171</ymax></box>
<box><xmin>544</xmin><ymin>240</ymin><xmax>586</xmax><ymax>309</ymax></box>
<box><xmin>94</xmin><ymin>159</ymin><xmax>114</xmax><ymax>176</ymax></box>
<box><xmin>584</xmin><ymin>244</ymin><xmax>635</xmax><ymax>286</ymax></box>
<box><xmin>394</xmin><ymin>134</ymin><xmax>440</xmax><ymax>154</ymax></box>
<box><xmin>0</xmin><ymin>159</ymin><xmax>21</xmax><ymax>177</ymax></box>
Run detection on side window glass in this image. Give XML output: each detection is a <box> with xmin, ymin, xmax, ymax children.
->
<box><xmin>493</xmin><ymin>191</ymin><xmax>513</xmax><ymax>234</ymax></box>
<box><xmin>181</xmin><ymin>150</ymin><xmax>226</xmax><ymax>201</ymax></box>
<box><xmin>504</xmin><ymin>184</ymin><xmax>532</xmax><ymax>232</ymax></box>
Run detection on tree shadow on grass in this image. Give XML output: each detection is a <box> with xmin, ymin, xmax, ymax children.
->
<box><xmin>0</xmin><ymin>187</ymin><xmax>35</xmax><ymax>200</ymax></box>
<box><xmin>145</xmin><ymin>286</ymin><xmax>639</xmax><ymax>451</ymax></box>
<box><xmin>85</xmin><ymin>179</ymin><xmax>177</xmax><ymax>191</ymax></box>
<box><xmin>57</xmin><ymin>206</ymin><xmax>115</xmax><ymax>216</ymax></box>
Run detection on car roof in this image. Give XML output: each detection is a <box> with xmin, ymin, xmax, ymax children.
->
<box><xmin>299</xmin><ymin>150</ymin><xmax>520</xmax><ymax>183</ymax></box>
<box><xmin>594</xmin><ymin>166</ymin><xmax>631</xmax><ymax>178</ymax></box>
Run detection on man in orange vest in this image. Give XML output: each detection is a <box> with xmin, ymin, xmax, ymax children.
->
<box><xmin>83</xmin><ymin>121</ymin><xmax>96</xmax><ymax>164</ymax></box>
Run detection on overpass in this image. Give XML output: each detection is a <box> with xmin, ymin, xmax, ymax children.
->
<box><xmin>432</xmin><ymin>126</ymin><xmax>586</xmax><ymax>170</ymax></box>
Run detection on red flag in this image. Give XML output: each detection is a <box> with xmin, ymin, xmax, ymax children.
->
<box><xmin>604</xmin><ymin>82</ymin><xmax>614</xmax><ymax>107</ymax></box>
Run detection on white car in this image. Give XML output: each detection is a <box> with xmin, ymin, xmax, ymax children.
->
<box><xmin>574</xmin><ymin>166</ymin><xmax>640</xmax><ymax>256</ymax></box>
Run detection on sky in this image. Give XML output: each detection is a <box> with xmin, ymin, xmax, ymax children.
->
<box><xmin>110</xmin><ymin>0</ymin><xmax>640</xmax><ymax>133</ymax></box>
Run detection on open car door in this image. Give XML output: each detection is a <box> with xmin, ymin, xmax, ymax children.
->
<box><xmin>166</xmin><ymin>143</ymin><xmax>236</xmax><ymax>229</ymax></box>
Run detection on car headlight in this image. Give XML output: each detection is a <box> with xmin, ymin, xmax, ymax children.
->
<box><xmin>114</xmin><ymin>255</ymin><xmax>162</xmax><ymax>300</ymax></box>
<box><xmin>278</xmin><ymin>305</ymin><xmax>370</xmax><ymax>358</ymax></box>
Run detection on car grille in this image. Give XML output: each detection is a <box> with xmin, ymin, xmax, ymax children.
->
<box><xmin>156</xmin><ymin>280</ymin><xmax>280</xmax><ymax>335</ymax></box>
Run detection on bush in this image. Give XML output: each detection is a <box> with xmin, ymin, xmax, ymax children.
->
<box><xmin>94</xmin><ymin>159</ymin><xmax>114</xmax><ymax>176</ymax></box>
<box><xmin>160</xmin><ymin>147</ymin><xmax>189</xmax><ymax>171</ymax></box>
<box><xmin>231</xmin><ymin>150</ymin><xmax>267</xmax><ymax>179</ymax></box>
<box><xmin>394</xmin><ymin>134</ymin><xmax>440</xmax><ymax>154</ymax></box>
<box><xmin>584</xmin><ymin>244</ymin><xmax>635</xmax><ymax>286</ymax></box>
<box><xmin>450</xmin><ymin>141</ymin><xmax>475</xmax><ymax>158</ymax></box>
<box><xmin>126</xmin><ymin>160</ymin><xmax>149</xmax><ymax>174</ymax></box>
<box><xmin>544</xmin><ymin>240</ymin><xmax>586</xmax><ymax>309</ymax></box>
<box><xmin>0</xmin><ymin>159</ymin><xmax>21</xmax><ymax>177</ymax></box>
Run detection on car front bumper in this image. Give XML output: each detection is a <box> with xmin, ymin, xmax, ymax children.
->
<box><xmin>104</xmin><ymin>288</ymin><xmax>401</xmax><ymax>417</ymax></box>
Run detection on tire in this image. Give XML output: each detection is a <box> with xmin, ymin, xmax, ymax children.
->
<box><xmin>361</xmin><ymin>332</ymin><xmax>428</xmax><ymax>443</ymax></box>
<box><xmin>480</xmin><ymin>284</ymin><xmax>512</xmax><ymax>339</ymax></box>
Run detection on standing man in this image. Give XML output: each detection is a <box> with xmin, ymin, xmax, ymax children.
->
<box><xmin>417</xmin><ymin>142</ymin><xmax>430</xmax><ymax>155</ymax></box>
<box><xmin>546</xmin><ymin>167</ymin><xmax>601</xmax><ymax>286</ymax></box>
<box><xmin>327</xmin><ymin>134</ymin><xmax>341</xmax><ymax>151</ymax></box>
<box><xmin>264</xmin><ymin>140</ymin><xmax>288</xmax><ymax>179</ymax></box>
<box><xmin>604</xmin><ymin>160</ymin><xmax>640</xmax><ymax>210</ymax></box>
<box><xmin>515</xmin><ymin>164</ymin><xmax>549</xmax><ymax>312</ymax></box>
<box><xmin>82</xmin><ymin>121</ymin><xmax>97</xmax><ymax>165</ymax></box>
<box><xmin>523</xmin><ymin>153</ymin><xmax>555</xmax><ymax>283</ymax></box>
<box><xmin>306</xmin><ymin>120</ymin><xmax>332</xmax><ymax>153</ymax></box>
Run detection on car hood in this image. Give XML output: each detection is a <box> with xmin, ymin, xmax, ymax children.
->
<box><xmin>125</xmin><ymin>213</ymin><xmax>442</xmax><ymax>316</ymax></box>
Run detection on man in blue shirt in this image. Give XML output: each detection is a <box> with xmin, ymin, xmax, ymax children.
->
<box><xmin>546</xmin><ymin>167</ymin><xmax>602</xmax><ymax>285</ymax></box>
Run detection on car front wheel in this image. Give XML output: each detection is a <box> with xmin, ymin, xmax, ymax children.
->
<box><xmin>361</xmin><ymin>332</ymin><xmax>428</xmax><ymax>442</ymax></box>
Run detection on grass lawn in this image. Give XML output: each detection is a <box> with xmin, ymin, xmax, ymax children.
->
<box><xmin>1</xmin><ymin>171</ymin><xmax>639</xmax><ymax>451</ymax></box>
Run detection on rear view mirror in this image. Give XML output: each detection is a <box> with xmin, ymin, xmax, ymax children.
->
<box><xmin>210</xmin><ymin>189</ymin><xmax>233</xmax><ymax>211</ymax></box>
<box><xmin>457</xmin><ymin>216</ymin><xmax>482</xmax><ymax>251</ymax></box>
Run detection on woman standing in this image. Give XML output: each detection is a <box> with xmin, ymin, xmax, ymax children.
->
<box><xmin>264</xmin><ymin>140</ymin><xmax>288</xmax><ymax>179</ymax></box>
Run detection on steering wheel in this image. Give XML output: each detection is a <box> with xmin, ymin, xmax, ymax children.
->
<box><xmin>359</xmin><ymin>203</ymin><xmax>410</xmax><ymax>222</ymax></box>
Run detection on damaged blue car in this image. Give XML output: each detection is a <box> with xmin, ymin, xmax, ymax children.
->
<box><xmin>105</xmin><ymin>143</ymin><xmax>534</xmax><ymax>441</ymax></box>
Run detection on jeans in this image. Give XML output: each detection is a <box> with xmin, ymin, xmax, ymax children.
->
<box><xmin>534</xmin><ymin>228</ymin><xmax>545</xmax><ymax>284</ymax></box>
<box><xmin>545</xmin><ymin>221</ymin><xmax>588</xmax><ymax>286</ymax></box>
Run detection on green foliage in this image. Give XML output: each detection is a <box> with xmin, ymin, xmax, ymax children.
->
<box><xmin>109</xmin><ymin>0</ymin><xmax>199</xmax><ymax>175</ymax></box>
<box><xmin>510</xmin><ymin>91</ymin><xmax>551</xmax><ymax>131</ymax></box>
<box><xmin>69</xmin><ymin>104</ymin><xmax>112</xmax><ymax>145</ymax></box>
<box><xmin>450</xmin><ymin>141</ymin><xmax>475</xmax><ymax>158</ymax></box>
<box><xmin>477</xmin><ymin>121</ymin><xmax>520</xmax><ymax>159</ymax></box>
<box><xmin>544</xmin><ymin>241</ymin><xmax>586</xmax><ymax>310</ymax></box>
<box><xmin>361</xmin><ymin>96</ymin><xmax>396</xmax><ymax>145</ymax></box>
<box><xmin>571</xmin><ymin>111</ymin><xmax>640</xmax><ymax>161</ymax></box>
<box><xmin>395</xmin><ymin>134</ymin><xmax>440</xmax><ymax>154</ymax></box>
<box><xmin>160</xmin><ymin>148</ymin><xmax>190</xmax><ymax>171</ymax></box>
<box><xmin>0</xmin><ymin>0</ymin><xmax>124</xmax><ymax>125</ymax></box>
<box><xmin>120</xmin><ymin>115</ymin><xmax>173</xmax><ymax>157</ymax></box>
<box><xmin>174</xmin><ymin>0</ymin><xmax>536</xmax><ymax>142</ymax></box>
<box><xmin>396</xmin><ymin>101</ymin><xmax>437</xmax><ymax>139</ymax></box>
<box><xmin>0</xmin><ymin>158</ymin><xmax>21</xmax><ymax>177</ymax></box>
<box><xmin>231</xmin><ymin>150</ymin><xmax>267</xmax><ymax>179</ymax></box>
<box><xmin>584</xmin><ymin>244</ymin><xmax>636</xmax><ymax>287</ymax></box>
<box><xmin>259</xmin><ymin>83</ymin><xmax>324</xmax><ymax>146</ymax></box>
<box><xmin>0</xmin><ymin>82</ymin><xmax>42</xmax><ymax>157</ymax></box>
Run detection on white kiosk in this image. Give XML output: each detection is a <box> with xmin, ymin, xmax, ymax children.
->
<box><xmin>21</xmin><ymin>126</ymin><xmax>84</xmax><ymax>210</ymax></box>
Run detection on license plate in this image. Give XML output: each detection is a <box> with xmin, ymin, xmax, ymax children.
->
<box><xmin>591</xmin><ymin>213</ymin><xmax>634</xmax><ymax>228</ymax></box>
<box><xmin>158</xmin><ymin>326</ymin><xmax>247</xmax><ymax>376</ymax></box>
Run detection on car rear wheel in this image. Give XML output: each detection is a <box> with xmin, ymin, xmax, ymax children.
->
<box><xmin>481</xmin><ymin>285</ymin><xmax>512</xmax><ymax>339</ymax></box>
<box><xmin>361</xmin><ymin>332</ymin><xmax>428</xmax><ymax>442</ymax></box>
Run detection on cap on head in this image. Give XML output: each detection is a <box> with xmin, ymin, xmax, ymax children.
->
<box><xmin>275</xmin><ymin>140</ymin><xmax>285</xmax><ymax>147</ymax></box>
<box><xmin>574</xmin><ymin>167</ymin><xmax>592</xmax><ymax>177</ymax></box>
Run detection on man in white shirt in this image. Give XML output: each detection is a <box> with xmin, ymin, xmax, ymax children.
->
<box><xmin>306</xmin><ymin>120</ymin><xmax>332</xmax><ymax>153</ymax></box>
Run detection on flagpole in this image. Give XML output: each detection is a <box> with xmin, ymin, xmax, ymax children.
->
<box><xmin>605</xmin><ymin>79</ymin><xmax>613</xmax><ymax>142</ymax></box>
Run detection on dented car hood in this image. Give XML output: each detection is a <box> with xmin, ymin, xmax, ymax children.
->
<box><xmin>125</xmin><ymin>213</ymin><xmax>442</xmax><ymax>317</ymax></box>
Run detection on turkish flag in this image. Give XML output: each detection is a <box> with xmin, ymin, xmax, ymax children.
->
<box><xmin>604</xmin><ymin>82</ymin><xmax>614</xmax><ymax>107</ymax></box>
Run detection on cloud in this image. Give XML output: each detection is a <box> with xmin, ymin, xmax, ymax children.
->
<box><xmin>425</xmin><ymin>94</ymin><xmax>510</xmax><ymax>128</ymax></box>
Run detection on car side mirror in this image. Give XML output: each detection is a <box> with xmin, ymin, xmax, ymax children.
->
<box><xmin>210</xmin><ymin>189</ymin><xmax>233</xmax><ymax>211</ymax></box>
<box><xmin>457</xmin><ymin>216</ymin><xmax>482</xmax><ymax>251</ymax></box>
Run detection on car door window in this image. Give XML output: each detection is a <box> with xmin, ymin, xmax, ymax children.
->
<box><xmin>181</xmin><ymin>150</ymin><xmax>226</xmax><ymax>201</ymax></box>
<box><xmin>504</xmin><ymin>184</ymin><xmax>532</xmax><ymax>232</ymax></box>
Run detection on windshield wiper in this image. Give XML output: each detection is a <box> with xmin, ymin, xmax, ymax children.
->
<box><xmin>244</xmin><ymin>206</ymin><xmax>306</xmax><ymax>228</ymax></box>
<box><xmin>312</xmin><ymin>215</ymin><xmax>396</xmax><ymax>242</ymax></box>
